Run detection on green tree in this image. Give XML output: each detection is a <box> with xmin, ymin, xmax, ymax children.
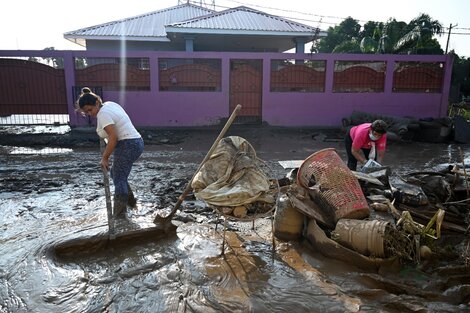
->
<box><xmin>75</xmin><ymin>57</ymin><xmax>87</xmax><ymax>69</ymax></box>
<box><xmin>317</xmin><ymin>14</ymin><xmax>444</xmax><ymax>55</ymax></box>
<box><xmin>333</xmin><ymin>40</ymin><xmax>361</xmax><ymax>53</ymax></box>
<box><xmin>360</xmin><ymin>21</ymin><xmax>382</xmax><ymax>39</ymax></box>
<box><xmin>378</xmin><ymin>18</ymin><xmax>408</xmax><ymax>53</ymax></box>
<box><xmin>359</xmin><ymin>22</ymin><xmax>383</xmax><ymax>53</ymax></box>
<box><xmin>360</xmin><ymin>36</ymin><xmax>377</xmax><ymax>53</ymax></box>
<box><xmin>392</xmin><ymin>14</ymin><xmax>443</xmax><ymax>54</ymax></box>
<box><xmin>316</xmin><ymin>17</ymin><xmax>361</xmax><ymax>53</ymax></box>
<box><xmin>42</xmin><ymin>47</ymin><xmax>64</xmax><ymax>68</ymax></box>
<box><xmin>449</xmin><ymin>51</ymin><xmax>470</xmax><ymax>102</ymax></box>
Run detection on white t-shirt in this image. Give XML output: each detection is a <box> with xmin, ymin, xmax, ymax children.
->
<box><xmin>96</xmin><ymin>101</ymin><xmax>141</xmax><ymax>140</ymax></box>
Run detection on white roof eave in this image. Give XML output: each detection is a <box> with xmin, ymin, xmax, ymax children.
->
<box><xmin>63</xmin><ymin>35</ymin><xmax>171</xmax><ymax>42</ymax></box>
<box><xmin>64</xmin><ymin>37</ymin><xmax>86</xmax><ymax>47</ymax></box>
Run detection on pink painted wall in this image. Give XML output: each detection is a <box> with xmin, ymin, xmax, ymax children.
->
<box><xmin>261</xmin><ymin>53</ymin><xmax>452</xmax><ymax>126</ymax></box>
<box><xmin>0</xmin><ymin>50</ymin><xmax>453</xmax><ymax>127</ymax></box>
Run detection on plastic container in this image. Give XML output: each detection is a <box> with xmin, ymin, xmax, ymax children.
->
<box><xmin>297</xmin><ymin>148</ymin><xmax>370</xmax><ymax>221</ymax></box>
<box><xmin>332</xmin><ymin>219</ymin><xmax>390</xmax><ymax>258</ymax></box>
<box><xmin>273</xmin><ymin>194</ymin><xmax>304</xmax><ymax>241</ymax></box>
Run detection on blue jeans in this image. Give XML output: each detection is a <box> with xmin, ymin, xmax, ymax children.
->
<box><xmin>110</xmin><ymin>137</ymin><xmax>144</xmax><ymax>196</ymax></box>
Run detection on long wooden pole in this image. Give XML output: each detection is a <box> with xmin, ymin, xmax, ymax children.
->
<box><xmin>100</xmin><ymin>139</ymin><xmax>115</xmax><ymax>238</ymax></box>
<box><xmin>153</xmin><ymin>104</ymin><xmax>242</xmax><ymax>224</ymax></box>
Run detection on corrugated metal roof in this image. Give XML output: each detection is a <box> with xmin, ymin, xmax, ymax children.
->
<box><xmin>166</xmin><ymin>6</ymin><xmax>318</xmax><ymax>35</ymax></box>
<box><xmin>64</xmin><ymin>3</ymin><xmax>214</xmax><ymax>42</ymax></box>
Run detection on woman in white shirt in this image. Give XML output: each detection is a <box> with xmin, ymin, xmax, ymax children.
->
<box><xmin>76</xmin><ymin>87</ymin><xmax>144</xmax><ymax>217</ymax></box>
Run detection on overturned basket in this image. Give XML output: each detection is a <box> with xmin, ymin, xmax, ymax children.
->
<box><xmin>297</xmin><ymin>148</ymin><xmax>370</xmax><ymax>221</ymax></box>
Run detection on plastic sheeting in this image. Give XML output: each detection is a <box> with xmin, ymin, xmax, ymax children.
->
<box><xmin>191</xmin><ymin>136</ymin><xmax>274</xmax><ymax>207</ymax></box>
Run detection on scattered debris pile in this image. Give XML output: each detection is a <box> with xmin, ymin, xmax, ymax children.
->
<box><xmin>342</xmin><ymin>110</ymin><xmax>454</xmax><ymax>143</ymax></box>
<box><xmin>274</xmin><ymin>148</ymin><xmax>470</xmax><ymax>269</ymax></box>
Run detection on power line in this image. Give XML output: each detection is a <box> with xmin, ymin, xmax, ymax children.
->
<box><xmin>185</xmin><ymin>1</ymin><xmax>470</xmax><ymax>37</ymax></box>
<box><xmin>213</xmin><ymin>0</ymin><xmax>470</xmax><ymax>31</ymax></box>
<box><xmin>221</xmin><ymin>0</ymin><xmax>351</xmax><ymax>21</ymax></box>
<box><xmin>188</xmin><ymin>0</ymin><xmax>344</xmax><ymax>26</ymax></box>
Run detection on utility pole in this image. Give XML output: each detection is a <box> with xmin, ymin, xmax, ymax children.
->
<box><xmin>445</xmin><ymin>23</ymin><xmax>458</xmax><ymax>54</ymax></box>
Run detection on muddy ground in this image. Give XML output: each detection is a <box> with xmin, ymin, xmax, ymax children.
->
<box><xmin>0</xmin><ymin>125</ymin><xmax>469</xmax><ymax>313</ymax></box>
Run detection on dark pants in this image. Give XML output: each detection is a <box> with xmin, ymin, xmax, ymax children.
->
<box><xmin>344</xmin><ymin>129</ymin><xmax>371</xmax><ymax>171</ymax></box>
<box><xmin>110</xmin><ymin>137</ymin><xmax>144</xmax><ymax>195</ymax></box>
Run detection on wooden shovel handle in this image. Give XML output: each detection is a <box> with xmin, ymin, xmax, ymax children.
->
<box><xmin>100</xmin><ymin>139</ymin><xmax>115</xmax><ymax>236</ymax></box>
<box><xmin>154</xmin><ymin>104</ymin><xmax>242</xmax><ymax>223</ymax></box>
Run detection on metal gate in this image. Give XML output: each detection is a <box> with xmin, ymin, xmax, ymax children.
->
<box><xmin>0</xmin><ymin>58</ymin><xmax>68</xmax><ymax>125</ymax></box>
<box><xmin>229</xmin><ymin>59</ymin><xmax>262</xmax><ymax>124</ymax></box>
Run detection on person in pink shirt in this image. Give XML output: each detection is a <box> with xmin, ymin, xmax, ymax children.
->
<box><xmin>344</xmin><ymin>120</ymin><xmax>388</xmax><ymax>171</ymax></box>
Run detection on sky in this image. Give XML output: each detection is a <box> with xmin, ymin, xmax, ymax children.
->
<box><xmin>1</xmin><ymin>0</ymin><xmax>469</xmax><ymax>57</ymax></box>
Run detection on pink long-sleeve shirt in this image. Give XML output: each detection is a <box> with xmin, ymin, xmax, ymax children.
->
<box><xmin>350</xmin><ymin>123</ymin><xmax>387</xmax><ymax>151</ymax></box>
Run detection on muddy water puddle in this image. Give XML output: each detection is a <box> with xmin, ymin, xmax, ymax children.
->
<box><xmin>1</xmin><ymin>138</ymin><xmax>470</xmax><ymax>312</ymax></box>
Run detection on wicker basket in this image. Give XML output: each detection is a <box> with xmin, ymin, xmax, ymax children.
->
<box><xmin>297</xmin><ymin>148</ymin><xmax>369</xmax><ymax>221</ymax></box>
